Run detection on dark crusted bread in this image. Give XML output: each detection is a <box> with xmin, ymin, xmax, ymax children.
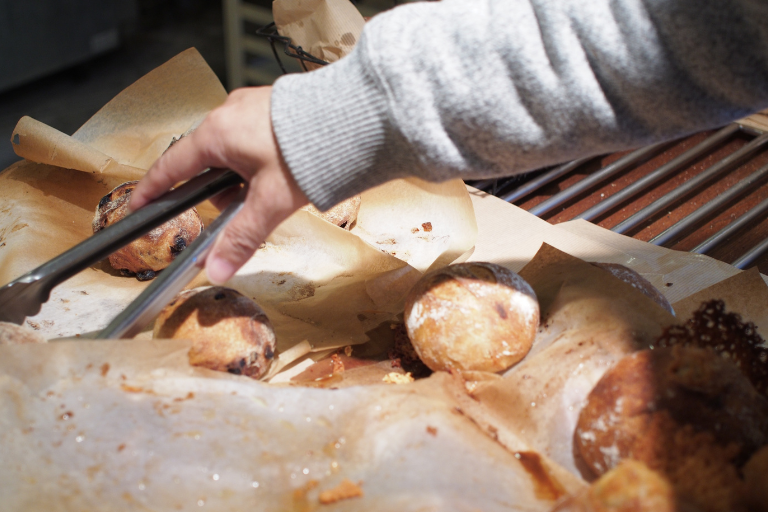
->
<box><xmin>575</xmin><ymin>346</ymin><xmax>768</xmax><ymax>512</ymax></box>
<box><xmin>93</xmin><ymin>181</ymin><xmax>203</xmax><ymax>281</ymax></box>
<box><xmin>153</xmin><ymin>286</ymin><xmax>276</xmax><ymax>379</ymax></box>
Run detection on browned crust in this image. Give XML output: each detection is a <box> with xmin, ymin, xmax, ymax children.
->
<box><xmin>153</xmin><ymin>287</ymin><xmax>276</xmax><ymax>379</ymax></box>
<box><xmin>404</xmin><ymin>262</ymin><xmax>539</xmax><ymax>373</ymax></box>
<box><xmin>93</xmin><ymin>181</ymin><xmax>203</xmax><ymax>279</ymax></box>
<box><xmin>318</xmin><ymin>479</ymin><xmax>364</xmax><ymax>504</ymax></box>
<box><xmin>552</xmin><ymin>460</ymin><xmax>680</xmax><ymax>512</ymax></box>
<box><xmin>301</xmin><ymin>195</ymin><xmax>361</xmax><ymax>230</ymax></box>
<box><xmin>575</xmin><ymin>346</ymin><xmax>768</xmax><ymax>512</ymax></box>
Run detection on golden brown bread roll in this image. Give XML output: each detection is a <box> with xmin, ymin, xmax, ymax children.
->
<box><xmin>0</xmin><ymin>321</ymin><xmax>46</xmax><ymax>345</ymax></box>
<box><xmin>551</xmin><ymin>460</ymin><xmax>689</xmax><ymax>512</ymax></box>
<box><xmin>93</xmin><ymin>181</ymin><xmax>204</xmax><ymax>281</ymax></box>
<box><xmin>153</xmin><ymin>286</ymin><xmax>276</xmax><ymax>379</ymax></box>
<box><xmin>301</xmin><ymin>195</ymin><xmax>361</xmax><ymax>230</ymax></box>
<box><xmin>404</xmin><ymin>262</ymin><xmax>539</xmax><ymax>373</ymax></box>
<box><xmin>590</xmin><ymin>263</ymin><xmax>674</xmax><ymax>316</ymax></box>
<box><xmin>575</xmin><ymin>346</ymin><xmax>768</xmax><ymax>512</ymax></box>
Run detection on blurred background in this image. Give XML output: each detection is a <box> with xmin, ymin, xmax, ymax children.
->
<box><xmin>0</xmin><ymin>0</ymin><xmax>400</xmax><ymax>171</ymax></box>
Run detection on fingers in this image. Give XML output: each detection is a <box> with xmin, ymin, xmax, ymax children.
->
<box><xmin>204</xmin><ymin>154</ymin><xmax>309</xmax><ymax>284</ymax></box>
<box><xmin>128</xmin><ymin>129</ymin><xmax>217</xmax><ymax>212</ymax></box>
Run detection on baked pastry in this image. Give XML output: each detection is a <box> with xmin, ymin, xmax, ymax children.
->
<box><xmin>404</xmin><ymin>262</ymin><xmax>539</xmax><ymax>373</ymax></box>
<box><xmin>0</xmin><ymin>321</ymin><xmax>46</xmax><ymax>345</ymax></box>
<box><xmin>590</xmin><ymin>263</ymin><xmax>674</xmax><ymax>316</ymax></box>
<box><xmin>575</xmin><ymin>346</ymin><xmax>768</xmax><ymax>512</ymax></box>
<box><xmin>93</xmin><ymin>181</ymin><xmax>203</xmax><ymax>280</ymax></box>
<box><xmin>301</xmin><ymin>195</ymin><xmax>361</xmax><ymax>230</ymax></box>
<box><xmin>153</xmin><ymin>286</ymin><xmax>276</xmax><ymax>379</ymax></box>
<box><xmin>551</xmin><ymin>460</ymin><xmax>684</xmax><ymax>512</ymax></box>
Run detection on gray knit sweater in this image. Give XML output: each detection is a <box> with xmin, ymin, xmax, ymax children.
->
<box><xmin>271</xmin><ymin>0</ymin><xmax>768</xmax><ymax>211</ymax></box>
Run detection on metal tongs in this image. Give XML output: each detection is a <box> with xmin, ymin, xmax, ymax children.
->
<box><xmin>0</xmin><ymin>168</ymin><xmax>246</xmax><ymax>338</ymax></box>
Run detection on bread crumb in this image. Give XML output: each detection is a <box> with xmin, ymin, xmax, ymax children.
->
<box><xmin>331</xmin><ymin>354</ymin><xmax>345</xmax><ymax>374</ymax></box>
<box><xmin>426</xmin><ymin>426</ymin><xmax>438</xmax><ymax>436</ymax></box>
<box><xmin>421</xmin><ymin>222</ymin><xmax>433</xmax><ymax>232</ymax></box>
<box><xmin>343</xmin><ymin>345</ymin><xmax>353</xmax><ymax>357</ymax></box>
<box><xmin>382</xmin><ymin>372</ymin><xmax>414</xmax><ymax>384</ymax></box>
<box><xmin>319</xmin><ymin>479</ymin><xmax>363</xmax><ymax>504</ymax></box>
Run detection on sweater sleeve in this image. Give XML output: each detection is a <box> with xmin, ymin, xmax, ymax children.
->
<box><xmin>271</xmin><ymin>0</ymin><xmax>768</xmax><ymax>211</ymax></box>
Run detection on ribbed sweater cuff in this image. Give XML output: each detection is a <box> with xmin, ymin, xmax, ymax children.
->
<box><xmin>271</xmin><ymin>51</ymin><xmax>396</xmax><ymax>211</ymax></box>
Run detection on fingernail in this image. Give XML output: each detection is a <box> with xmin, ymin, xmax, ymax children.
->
<box><xmin>206</xmin><ymin>256</ymin><xmax>236</xmax><ymax>285</ymax></box>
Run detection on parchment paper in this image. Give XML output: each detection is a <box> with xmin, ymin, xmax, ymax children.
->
<box><xmin>461</xmin><ymin>244</ymin><xmax>676</xmax><ymax>478</ymax></box>
<box><xmin>0</xmin><ymin>48</ymin><xmax>477</xmax><ymax>366</ymax></box>
<box><xmin>273</xmin><ymin>0</ymin><xmax>365</xmax><ymax>70</ymax></box>
<box><xmin>0</xmin><ymin>339</ymin><xmax>584</xmax><ymax>511</ymax></box>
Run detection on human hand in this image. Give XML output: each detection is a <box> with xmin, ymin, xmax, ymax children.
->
<box><xmin>129</xmin><ymin>86</ymin><xmax>309</xmax><ymax>284</ymax></box>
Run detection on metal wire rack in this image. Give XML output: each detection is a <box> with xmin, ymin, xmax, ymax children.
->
<box><xmin>468</xmin><ymin>121</ymin><xmax>768</xmax><ymax>272</ymax></box>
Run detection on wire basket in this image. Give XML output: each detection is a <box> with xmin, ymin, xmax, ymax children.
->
<box><xmin>255</xmin><ymin>22</ymin><xmax>331</xmax><ymax>74</ymax></box>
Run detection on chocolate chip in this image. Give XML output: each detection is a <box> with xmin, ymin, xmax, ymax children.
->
<box><xmin>98</xmin><ymin>194</ymin><xmax>111</xmax><ymax>210</ymax></box>
<box><xmin>214</xmin><ymin>292</ymin><xmax>226</xmax><ymax>300</ymax></box>
<box><xmin>136</xmin><ymin>270</ymin><xmax>156</xmax><ymax>281</ymax></box>
<box><xmin>264</xmin><ymin>345</ymin><xmax>274</xmax><ymax>360</ymax></box>
<box><xmin>170</xmin><ymin>236</ymin><xmax>187</xmax><ymax>256</ymax></box>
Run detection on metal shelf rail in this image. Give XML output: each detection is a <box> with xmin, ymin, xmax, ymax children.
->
<box><xmin>468</xmin><ymin>119</ymin><xmax>768</xmax><ymax>271</ymax></box>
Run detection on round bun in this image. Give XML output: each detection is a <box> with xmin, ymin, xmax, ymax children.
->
<box><xmin>0</xmin><ymin>321</ymin><xmax>46</xmax><ymax>345</ymax></box>
<box><xmin>153</xmin><ymin>286</ymin><xmax>276</xmax><ymax>379</ymax></box>
<box><xmin>591</xmin><ymin>262</ymin><xmax>674</xmax><ymax>315</ymax></box>
<box><xmin>575</xmin><ymin>346</ymin><xmax>768</xmax><ymax>512</ymax></box>
<box><xmin>301</xmin><ymin>195</ymin><xmax>361</xmax><ymax>230</ymax></box>
<box><xmin>404</xmin><ymin>262</ymin><xmax>539</xmax><ymax>373</ymax></box>
<box><xmin>93</xmin><ymin>181</ymin><xmax>204</xmax><ymax>281</ymax></box>
<box><xmin>552</xmin><ymin>460</ymin><xmax>680</xmax><ymax>512</ymax></box>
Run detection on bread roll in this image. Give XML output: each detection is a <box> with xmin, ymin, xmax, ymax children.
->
<box><xmin>93</xmin><ymin>181</ymin><xmax>203</xmax><ymax>280</ymax></box>
<box><xmin>153</xmin><ymin>287</ymin><xmax>276</xmax><ymax>379</ymax></box>
<box><xmin>552</xmin><ymin>460</ymin><xmax>683</xmax><ymax>512</ymax></box>
<box><xmin>0</xmin><ymin>321</ymin><xmax>46</xmax><ymax>345</ymax></box>
<box><xmin>404</xmin><ymin>262</ymin><xmax>539</xmax><ymax>373</ymax></box>
<box><xmin>301</xmin><ymin>195</ymin><xmax>361</xmax><ymax>230</ymax></box>
<box><xmin>575</xmin><ymin>346</ymin><xmax>768</xmax><ymax>512</ymax></box>
<box><xmin>590</xmin><ymin>263</ymin><xmax>674</xmax><ymax>316</ymax></box>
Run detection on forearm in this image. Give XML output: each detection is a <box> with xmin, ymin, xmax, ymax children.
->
<box><xmin>271</xmin><ymin>0</ymin><xmax>768</xmax><ymax>210</ymax></box>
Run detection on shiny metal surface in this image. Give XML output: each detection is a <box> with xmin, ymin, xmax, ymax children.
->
<box><xmin>528</xmin><ymin>142</ymin><xmax>668</xmax><ymax>217</ymax></box>
<box><xmin>649</xmin><ymin>162</ymin><xmax>768</xmax><ymax>247</ymax></box>
<box><xmin>611</xmin><ymin>133</ymin><xmax>768</xmax><ymax>235</ymax></box>
<box><xmin>0</xmin><ymin>168</ymin><xmax>244</xmax><ymax>325</ymax></box>
<box><xmin>574</xmin><ymin>125</ymin><xmax>739</xmax><ymax>222</ymax></box>
<box><xmin>98</xmin><ymin>190</ymin><xmax>246</xmax><ymax>339</ymax></box>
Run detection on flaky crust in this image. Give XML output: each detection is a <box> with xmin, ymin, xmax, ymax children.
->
<box><xmin>0</xmin><ymin>321</ymin><xmax>46</xmax><ymax>345</ymax></box>
<box><xmin>404</xmin><ymin>262</ymin><xmax>539</xmax><ymax>373</ymax></box>
<box><xmin>153</xmin><ymin>287</ymin><xmax>276</xmax><ymax>379</ymax></box>
<box><xmin>301</xmin><ymin>195</ymin><xmax>361</xmax><ymax>230</ymax></box>
<box><xmin>93</xmin><ymin>181</ymin><xmax>203</xmax><ymax>280</ymax></box>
